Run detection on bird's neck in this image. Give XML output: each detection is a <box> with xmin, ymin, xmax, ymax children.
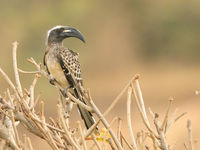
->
<box><xmin>47</xmin><ymin>42</ymin><xmax>64</xmax><ymax>54</ymax></box>
<box><xmin>48</xmin><ymin>42</ymin><xmax>63</xmax><ymax>47</ymax></box>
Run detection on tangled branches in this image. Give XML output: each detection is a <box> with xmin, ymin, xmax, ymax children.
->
<box><xmin>0</xmin><ymin>42</ymin><xmax>195</xmax><ymax>150</ymax></box>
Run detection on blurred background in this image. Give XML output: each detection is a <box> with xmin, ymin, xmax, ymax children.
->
<box><xmin>0</xmin><ymin>0</ymin><xmax>200</xmax><ymax>149</ymax></box>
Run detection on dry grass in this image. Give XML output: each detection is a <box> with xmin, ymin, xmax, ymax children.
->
<box><xmin>0</xmin><ymin>42</ymin><xmax>196</xmax><ymax>149</ymax></box>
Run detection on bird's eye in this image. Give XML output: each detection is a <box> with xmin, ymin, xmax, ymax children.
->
<box><xmin>56</xmin><ymin>28</ymin><xmax>63</xmax><ymax>33</ymax></box>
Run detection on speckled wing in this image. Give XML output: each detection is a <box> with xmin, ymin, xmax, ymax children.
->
<box><xmin>58</xmin><ymin>47</ymin><xmax>83</xmax><ymax>88</ymax></box>
<box><xmin>57</xmin><ymin>47</ymin><xmax>96</xmax><ymax>129</ymax></box>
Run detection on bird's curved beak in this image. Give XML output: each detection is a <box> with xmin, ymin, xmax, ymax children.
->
<box><xmin>61</xmin><ymin>27</ymin><xmax>86</xmax><ymax>43</ymax></box>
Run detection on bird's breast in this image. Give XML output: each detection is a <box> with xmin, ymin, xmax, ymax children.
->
<box><xmin>46</xmin><ymin>52</ymin><xmax>69</xmax><ymax>88</ymax></box>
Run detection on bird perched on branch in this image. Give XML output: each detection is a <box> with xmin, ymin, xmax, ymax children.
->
<box><xmin>44</xmin><ymin>25</ymin><xmax>95</xmax><ymax>129</ymax></box>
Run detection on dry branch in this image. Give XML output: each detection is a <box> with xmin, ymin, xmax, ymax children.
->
<box><xmin>0</xmin><ymin>41</ymin><xmax>194</xmax><ymax>150</ymax></box>
<box><xmin>187</xmin><ymin>120</ymin><xmax>194</xmax><ymax>150</ymax></box>
<box><xmin>127</xmin><ymin>87</ymin><xmax>137</xmax><ymax>150</ymax></box>
<box><xmin>12</xmin><ymin>41</ymin><xmax>23</xmax><ymax>96</ymax></box>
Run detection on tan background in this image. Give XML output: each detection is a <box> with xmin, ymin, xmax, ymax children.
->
<box><xmin>0</xmin><ymin>0</ymin><xmax>200</xmax><ymax>149</ymax></box>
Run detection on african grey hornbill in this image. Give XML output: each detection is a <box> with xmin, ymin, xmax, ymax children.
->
<box><xmin>44</xmin><ymin>25</ymin><xmax>95</xmax><ymax>129</ymax></box>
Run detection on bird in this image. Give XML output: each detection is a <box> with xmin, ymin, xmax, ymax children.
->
<box><xmin>44</xmin><ymin>25</ymin><xmax>95</xmax><ymax>129</ymax></box>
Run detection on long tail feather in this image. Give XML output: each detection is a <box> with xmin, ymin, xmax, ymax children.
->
<box><xmin>77</xmin><ymin>103</ymin><xmax>95</xmax><ymax>129</ymax></box>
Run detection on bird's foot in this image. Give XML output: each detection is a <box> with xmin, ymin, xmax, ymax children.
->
<box><xmin>49</xmin><ymin>78</ymin><xmax>56</xmax><ymax>85</ymax></box>
<box><xmin>61</xmin><ymin>86</ymin><xmax>73</xmax><ymax>97</ymax></box>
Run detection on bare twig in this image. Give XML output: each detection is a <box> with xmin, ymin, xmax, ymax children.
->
<box><xmin>132</xmin><ymin>83</ymin><xmax>158</xmax><ymax>139</ymax></box>
<box><xmin>165</xmin><ymin>108</ymin><xmax>178</xmax><ymax>133</ymax></box>
<box><xmin>184</xmin><ymin>143</ymin><xmax>189</xmax><ymax>150</ymax></box>
<box><xmin>0</xmin><ymin>124</ymin><xmax>17</xmax><ymax>149</ymax></box>
<box><xmin>57</xmin><ymin>104</ymin><xmax>80</xmax><ymax>149</ymax></box>
<box><xmin>29</xmin><ymin>74</ymin><xmax>41</xmax><ymax>108</ymax></box>
<box><xmin>154</xmin><ymin>114</ymin><xmax>169</xmax><ymax>150</ymax></box>
<box><xmin>161</xmin><ymin>98</ymin><xmax>173</xmax><ymax>130</ymax></box>
<box><xmin>136</xmin><ymin>130</ymin><xmax>147</xmax><ymax>150</ymax></box>
<box><xmin>104</xmin><ymin>75</ymin><xmax>137</xmax><ymax>116</ymax></box>
<box><xmin>30</xmin><ymin>93</ymin><xmax>41</xmax><ymax>110</ymax></box>
<box><xmin>18</xmin><ymin>68</ymin><xmax>40</xmax><ymax>74</ymax></box>
<box><xmin>120</xmin><ymin>132</ymin><xmax>133</xmax><ymax>150</ymax></box>
<box><xmin>27</xmin><ymin>137</ymin><xmax>33</xmax><ymax>150</ymax></box>
<box><xmin>8</xmin><ymin>130</ymin><xmax>21</xmax><ymax>150</ymax></box>
<box><xmin>126</xmin><ymin>87</ymin><xmax>137</xmax><ymax>150</ymax></box>
<box><xmin>91</xmin><ymin>133</ymin><xmax>102</xmax><ymax>150</ymax></box>
<box><xmin>107</xmin><ymin>138</ymin><xmax>116</xmax><ymax>150</ymax></box>
<box><xmin>187</xmin><ymin>120</ymin><xmax>194</xmax><ymax>150</ymax></box>
<box><xmin>117</xmin><ymin>118</ymin><xmax>122</xmax><ymax>141</ymax></box>
<box><xmin>134</xmin><ymin>76</ymin><xmax>150</xmax><ymax>127</ymax></box>
<box><xmin>90</xmin><ymin>100</ymin><xmax>123</xmax><ymax>150</ymax></box>
<box><xmin>77</xmin><ymin>121</ymin><xmax>87</xmax><ymax>150</ymax></box>
<box><xmin>84</xmin><ymin>119</ymin><xmax>100</xmax><ymax>140</ymax></box>
<box><xmin>0</xmin><ymin>68</ymin><xmax>16</xmax><ymax>91</ymax></box>
<box><xmin>67</xmin><ymin>92</ymin><xmax>93</xmax><ymax>112</ymax></box>
<box><xmin>12</xmin><ymin>41</ymin><xmax>23</xmax><ymax>96</ymax></box>
<box><xmin>10</xmin><ymin>110</ymin><xmax>20</xmax><ymax>148</ymax></box>
<box><xmin>175</xmin><ymin>112</ymin><xmax>187</xmax><ymax>123</ymax></box>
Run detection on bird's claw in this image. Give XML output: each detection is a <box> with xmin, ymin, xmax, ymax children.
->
<box><xmin>49</xmin><ymin>78</ymin><xmax>55</xmax><ymax>85</ymax></box>
<box><xmin>61</xmin><ymin>86</ymin><xmax>72</xmax><ymax>97</ymax></box>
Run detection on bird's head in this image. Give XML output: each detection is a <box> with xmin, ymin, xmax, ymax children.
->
<box><xmin>46</xmin><ymin>25</ymin><xmax>85</xmax><ymax>45</ymax></box>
